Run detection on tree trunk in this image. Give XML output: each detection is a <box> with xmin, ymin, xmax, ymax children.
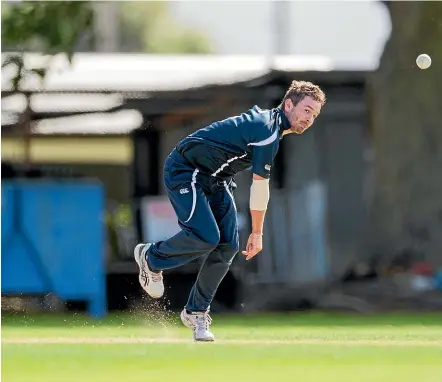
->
<box><xmin>368</xmin><ymin>2</ymin><xmax>442</xmax><ymax>265</ymax></box>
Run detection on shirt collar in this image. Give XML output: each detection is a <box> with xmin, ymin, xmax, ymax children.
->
<box><xmin>275</xmin><ymin>107</ymin><xmax>291</xmax><ymax>132</ymax></box>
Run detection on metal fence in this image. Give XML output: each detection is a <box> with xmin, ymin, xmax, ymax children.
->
<box><xmin>235</xmin><ymin>180</ymin><xmax>330</xmax><ymax>286</ymax></box>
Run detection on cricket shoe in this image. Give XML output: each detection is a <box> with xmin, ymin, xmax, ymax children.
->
<box><xmin>134</xmin><ymin>243</ymin><xmax>164</xmax><ymax>298</ymax></box>
<box><xmin>180</xmin><ymin>309</ymin><xmax>215</xmax><ymax>342</ymax></box>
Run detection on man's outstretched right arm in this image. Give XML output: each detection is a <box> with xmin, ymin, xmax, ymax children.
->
<box><xmin>242</xmin><ymin>173</ymin><xmax>269</xmax><ymax>260</ymax></box>
<box><xmin>243</xmin><ymin>122</ymin><xmax>278</xmax><ymax>260</ymax></box>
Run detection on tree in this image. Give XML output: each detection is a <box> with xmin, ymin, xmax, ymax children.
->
<box><xmin>368</xmin><ymin>2</ymin><xmax>442</xmax><ymax>263</ymax></box>
<box><xmin>1</xmin><ymin>1</ymin><xmax>95</xmax><ymax>165</ymax></box>
<box><xmin>119</xmin><ymin>2</ymin><xmax>212</xmax><ymax>54</ymax></box>
<box><xmin>2</xmin><ymin>1</ymin><xmax>94</xmax><ymax>90</ymax></box>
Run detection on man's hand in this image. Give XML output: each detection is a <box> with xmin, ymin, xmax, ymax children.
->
<box><xmin>242</xmin><ymin>233</ymin><xmax>263</xmax><ymax>260</ymax></box>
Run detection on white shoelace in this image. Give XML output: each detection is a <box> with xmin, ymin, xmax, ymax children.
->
<box><xmin>150</xmin><ymin>271</ymin><xmax>163</xmax><ymax>282</ymax></box>
<box><xmin>194</xmin><ymin>312</ymin><xmax>212</xmax><ymax>331</ymax></box>
<box><xmin>140</xmin><ymin>246</ymin><xmax>163</xmax><ymax>283</ymax></box>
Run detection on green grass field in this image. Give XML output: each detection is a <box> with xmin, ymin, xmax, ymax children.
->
<box><xmin>2</xmin><ymin>311</ymin><xmax>442</xmax><ymax>382</ymax></box>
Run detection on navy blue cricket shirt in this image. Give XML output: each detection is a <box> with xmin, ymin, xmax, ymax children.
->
<box><xmin>175</xmin><ymin>105</ymin><xmax>291</xmax><ymax>180</ymax></box>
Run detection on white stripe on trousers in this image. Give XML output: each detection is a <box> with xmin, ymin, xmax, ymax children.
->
<box><xmin>184</xmin><ymin>169</ymin><xmax>199</xmax><ymax>223</ymax></box>
<box><xmin>223</xmin><ymin>181</ymin><xmax>237</xmax><ymax>211</ymax></box>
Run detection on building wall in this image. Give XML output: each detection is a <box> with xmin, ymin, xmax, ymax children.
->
<box><xmin>1</xmin><ymin>136</ymin><xmax>133</xmax><ymax>165</ymax></box>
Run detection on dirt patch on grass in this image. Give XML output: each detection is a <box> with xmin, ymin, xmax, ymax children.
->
<box><xmin>2</xmin><ymin>337</ymin><xmax>441</xmax><ymax>347</ymax></box>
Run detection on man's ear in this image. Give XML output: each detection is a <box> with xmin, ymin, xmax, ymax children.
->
<box><xmin>284</xmin><ymin>99</ymin><xmax>293</xmax><ymax>113</ymax></box>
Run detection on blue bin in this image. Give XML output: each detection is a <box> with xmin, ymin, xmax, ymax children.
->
<box><xmin>1</xmin><ymin>180</ymin><xmax>107</xmax><ymax>318</ymax></box>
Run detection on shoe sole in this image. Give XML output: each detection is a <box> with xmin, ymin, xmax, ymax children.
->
<box><xmin>134</xmin><ymin>244</ymin><xmax>163</xmax><ymax>299</ymax></box>
<box><xmin>180</xmin><ymin>310</ymin><xmax>193</xmax><ymax>329</ymax></box>
<box><xmin>194</xmin><ymin>337</ymin><xmax>215</xmax><ymax>342</ymax></box>
<box><xmin>133</xmin><ymin>244</ymin><xmax>146</xmax><ymax>281</ymax></box>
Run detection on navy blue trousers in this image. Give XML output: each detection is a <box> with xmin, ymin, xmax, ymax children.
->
<box><xmin>146</xmin><ymin>149</ymin><xmax>239</xmax><ymax>312</ymax></box>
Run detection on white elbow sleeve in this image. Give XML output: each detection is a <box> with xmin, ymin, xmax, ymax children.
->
<box><xmin>249</xmin><ymin>178</ymin><xmax>270</xmax><ymax>211</ymax></box>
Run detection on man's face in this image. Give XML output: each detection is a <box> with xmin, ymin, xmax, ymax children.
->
<box><xmin>283</xmin><ymin>96</ymin><xmax>322</xmax><ymax>135</ymax></box>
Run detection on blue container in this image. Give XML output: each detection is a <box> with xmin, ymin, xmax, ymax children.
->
<box><xmin>1</xmin><ymin>180</ymin><xmax>106</xmax><ymax>318</ymax></box>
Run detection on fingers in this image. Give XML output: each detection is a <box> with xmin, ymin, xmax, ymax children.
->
<box><xmin>246</xmin><ymin>253</ymin><xmax>255</xmax><ymax>261</ymax></box>
<box><xmin>241</xmin><ymin>251</ymin><xmax>252</xmax><ymax>259</ymax></box>
<box><xmin>242</xmin><ymin>234</ymin><xmax>263</xmax><ymax>260</ymax></box>
<box><xmin>241</xmin><ymin>239</ymin><xmax>253</xmax><ymax>257</ymax></box>
<box><xmin>241</xmin><ymin>246</ymin><xmax>261</xmax><ymax>260</ymax></box>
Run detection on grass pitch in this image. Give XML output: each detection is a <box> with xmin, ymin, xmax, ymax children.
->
<box><xmin>2</xmin><ymin>311</ymin><xmax>441</xmax><ymax>382</ymax></box>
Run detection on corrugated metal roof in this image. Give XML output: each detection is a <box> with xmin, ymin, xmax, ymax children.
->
<box><xmin>2</xmin><ymin>93</ymin><xmax>124</xmax><ymax>114</ymax></box>
<box><xmin>2</xmin><ymin>53</ymin><xmax>356</xmax><ymax>135</ymax></box>
<box><xmin>32</xmin><ymin>110</ymin><xmax>143</xmax><ymax>135</ymax></box>
<box><xmin>1</xmin><ymin>53</ymin><xmax>335</xmax><ymax>92</ymax></box>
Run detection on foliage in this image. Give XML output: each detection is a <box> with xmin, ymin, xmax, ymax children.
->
<box><xmin>119</xmin><ymin>2</ymin><xmax>212</xmax><ymax>54</ymax></box>
<box><xmin>1</xmin><ymin>1</ymin><xmax>94</xmax><ymax>90</ymax></box>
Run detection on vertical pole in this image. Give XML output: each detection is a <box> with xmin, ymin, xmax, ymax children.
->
<box><xmin>271</xmin><ymin>0</ymin><xmax>292</xmax><ymax>67</ymax></box>
<box><xmin>93</xmin><ymin>2</ymin><xmax>120</xmax><ymax>52</ymax></box>
<box><xmin>23</xmin><ymin>94</ymin><xmax>32</xmax><ymax>169</ymax></box>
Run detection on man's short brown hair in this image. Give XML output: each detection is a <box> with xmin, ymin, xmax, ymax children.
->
<box><xmin>279</xmin><ymin>80</ymin><xmax>326</xmax><ymax>108</ymax></box>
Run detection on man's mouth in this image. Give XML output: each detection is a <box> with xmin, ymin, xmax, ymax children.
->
<box><xmin>296</xmin><ymin>124</ymin><xmax>306</xmax><ymax>132</ymax></box>
<box><xmin>290</xmin><ymin>123</ymin><xmax>307</xmax><ymax>134</ymax></box>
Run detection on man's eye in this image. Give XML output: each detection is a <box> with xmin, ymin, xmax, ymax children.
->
<box><xmin>305</xmin><ymin>109</ymin><xmax>310</xmax><ymax>113</ymax></box>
